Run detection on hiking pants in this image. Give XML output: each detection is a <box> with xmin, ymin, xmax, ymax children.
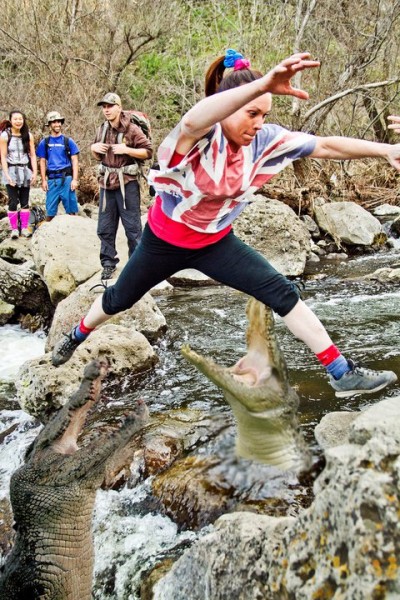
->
<box><xmin>102</xmin><ymin>224</ymin><xmax>300</xmax><ymax>317</ymax></box>
<box><xmin>98</xmin><ymin>180</ymin><xmax>142</xmax><ymax>268</ymax></box>
<box><xmin>6</xmin><ymin>185</ymin><xmax>29</xmax><ymax>211</ymax></box>
<box><xmin>46</xmin><ymin>176</ymin><xmax>78</xmax><ymax>217</ymax></box>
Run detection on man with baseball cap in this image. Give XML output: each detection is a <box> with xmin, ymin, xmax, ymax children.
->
<box><xmin>36</xmin><ymin>111</ymin><xmax>80</xmax><ymax>220</ymax></box>
<box><xmin>97</xmin><ymin>93</ymin><xmax>122</xmax><ymax>107</ymax></box>
<box><xmin>91</xmin><ymin>92</ymin><xmax>152</xmax><ymax>280</ymax></box>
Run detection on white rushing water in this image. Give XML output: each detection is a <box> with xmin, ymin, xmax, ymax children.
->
<box><xmin>0</xmin><ymin>325</ymin><xmax>45</xmax><ymax>498</ymax></box>
<box><xmin>0</xmin><ymin>324</ymin><xmax>46</xmax><ymax>381</ymax></box>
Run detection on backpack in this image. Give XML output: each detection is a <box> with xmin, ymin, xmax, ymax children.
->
<box><xmin>100</xmin><ymin>110</ymin><xmax>152</xmax><ymax>149</ymax></box>
<box><xmin>44</xmin><ymin>135</ymin><xmax>71</xmax><ymax>162</ymax></box>
<box><xmin>28</xmin><ymin>205</ymin><xmax>46</xmax><ymax>234</ymax></box>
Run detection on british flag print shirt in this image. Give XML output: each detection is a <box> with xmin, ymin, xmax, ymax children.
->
<box><xmin>148</xmin><ymin>122</ymin><xmax>316</xmax><ymax>234</ymax></box>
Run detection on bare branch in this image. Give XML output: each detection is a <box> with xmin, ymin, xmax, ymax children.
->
<box><xmin>67</xmin><ymin>56</ymin><xmax>110</xmax><ymax>78</ymax></box>
<box><xmin>0</xmin><ymin>25</ymin><xmax>51</xmax><ymax>70</ymax></box>
<box><xmin>303</xmin><ymin>77</ymin><xmax>400</xmax><ymax>124</ymax></box>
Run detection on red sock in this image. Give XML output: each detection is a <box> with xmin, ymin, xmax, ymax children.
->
<box><xmin>79</xmin><ymin>318</ymin><xmax>95</xmax><ymax>335</ymax></box>
<box><xmin>316</xmin><ymin>344</ymin><xmax>341</xmax><ymax>366</ymax></box>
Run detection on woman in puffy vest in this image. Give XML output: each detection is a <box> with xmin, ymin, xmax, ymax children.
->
<box><xmin>0</xmin><ymin>110</ymin><xmax>37</xmax><ymax>238</ymax></box>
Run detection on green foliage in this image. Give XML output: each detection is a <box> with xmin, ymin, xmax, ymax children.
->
<box><xmin>0</xmin><ymin>0</ymin><xmax>400</xmax><ymax>166</ymax></box>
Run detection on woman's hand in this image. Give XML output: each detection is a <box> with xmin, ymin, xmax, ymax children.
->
<box><xmin>261</xmin><ymin>53</ymin><xmax>320</xmax><ymax>100</ymax></box>
<box><xmin>388</xmin><ymin>115</ymin><xmax>400</xmax><ymax>134</ymax></box>
<box><xmin>6</xmin><ymin>174</ymin><xmax>16</xmax><ymax>186</ymax></box>
<box><xmin>385</xmin><ymin>143</ymin><xmax>400</xmax><ymax>171</ymax></box>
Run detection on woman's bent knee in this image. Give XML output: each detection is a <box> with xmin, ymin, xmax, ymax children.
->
<box><xmin>102</xmin><ymin>286</ymin><xmax>137</xmax><ymax>315</ymax></box>
<box><xmin>262</xmin><ymin>279</ymin><xmax>300</xmax><ymax>317</ymax></box>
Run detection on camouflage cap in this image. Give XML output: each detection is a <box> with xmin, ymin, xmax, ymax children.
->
<box><xmin>97</xmin><ymin>93</ymin><xmax>122</xmax><ymax>107</ymax></box>
<box><xmin>46</xmin><ymin>111</ymin><xmax>65</xmax><ymax>125</ymax></box>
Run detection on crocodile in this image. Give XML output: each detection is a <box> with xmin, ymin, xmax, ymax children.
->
<box><xmin>182</xmin><ymin>298</ymin><xmax>311</xmax><ymax>472</ymax></box>
<box><xmin>0</xmin><ymin>360</ymin><xmax>148</xmax><ymax>600</ymax></box>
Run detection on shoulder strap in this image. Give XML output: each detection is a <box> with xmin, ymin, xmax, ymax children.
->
<box><xmin>100</xmin><ymin>121</ymin><xmax>110</xmax><ymax>144</ymax></box>
<box><xmin>44</xmin><ymin>136</ymin><xmax>50</xmax><ymax>159</ymax></box>
<box><xmin>64</xmin><ymin>135</ymin><xmax>71</xmax><ymax>160</ymax></box>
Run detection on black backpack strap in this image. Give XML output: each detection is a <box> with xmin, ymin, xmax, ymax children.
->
<box><xmin>44</xmin><ymin>136</ymin><xmax>50</xmax><ymax>160</ymax></box>
<box><xmin>64</xmin><ymin>135</ymin><xmax>71</xmax><ymax>162</ymax></box>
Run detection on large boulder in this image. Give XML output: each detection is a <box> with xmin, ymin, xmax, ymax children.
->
<box><xmin>153</xmin><ymin>512</ymin><xmax>294</xmax><ymax>600</ymax></box>
<box><xmin>0</xmin><ymin>232</ymin><xmax>33</xmax><ymax>263</ymax></box>
<box><xmin>233</xmin><ymin>195</ymin><xmax>311</xmax><ymax>276</ymax></box>
<box><xmin>30</xmin><ymin>215</ymin><xmax>101</xmax><ymax>304</ymax></box>
<box><xmin>363</xmin><ymin>267</ymin><xmax>400</xmax><ymax>284</ymax></box>
<box><xmin>45</xmin><ymin>274</ymin><xmax>167</xmax><ymax>352</ymax></box>
<box><xmin>0</xmin><ymin>258</ymin><xmax>53</xmax><ymax>325</ymax></box>
<box><xmin>153</xmin><ymin>396</ymin><xmax>400</xmax><ymax>599</ymax></box>
<box><xmin>16</xmin><ymin>324</ymin><xmax>157</xmax><ymax>419</ymax></box>
<box><xmin>314</xmin><ymin>200</ymin><xmax>382</xmax><ymax>245</ymax></box>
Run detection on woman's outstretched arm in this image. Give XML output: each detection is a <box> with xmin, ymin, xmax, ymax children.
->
<box><xmin>311</xmin><ymin>135</ymin><xmax>400</xmax><ymax>172</ymax></box>
<box><xmin>179</xmin><ymin>53</ymin><xmax>320</xmax><ymax>143</ymax></box>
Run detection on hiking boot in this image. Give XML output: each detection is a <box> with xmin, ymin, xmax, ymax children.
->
<box><xmin>10</xmin><ymin>230</ymin><xmax>19</xmax><ymax>239</ymax></box>
<box><xmin>101</xmin><ymin>265</ymin><xmax>116</xmax><ymax>281</ymax></box>
<box><xmin>21</xmin><ymin>228</ymin><xmax>32</xmax><ymax>238</ymax></box>
<box><xmin>52</xmin><ymin>329</ymin><xmax>83</xmax><ymax>366</ymax></box>
<box><xmin>329</xmin><ymin>359</ymin><xmax>397</xmax><ymax>398</ymax></box>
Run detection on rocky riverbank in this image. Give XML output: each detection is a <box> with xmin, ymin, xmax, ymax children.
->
<box><xmin>0</xmin><ymin>193</ymin><xmax>399</xmax><ymax>598</ymax></box>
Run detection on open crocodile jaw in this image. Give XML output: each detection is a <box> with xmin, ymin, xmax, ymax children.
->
<box><xmin>182</xmin><ymin>299</ymin><xmax>309</xmax><ymax>471</ymax></box>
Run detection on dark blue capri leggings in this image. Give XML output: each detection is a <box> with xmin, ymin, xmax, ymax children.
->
<box><xmin>102</xmin><ymin>224</ymin><xmax>299</xmax><ymax>317</ymax></box>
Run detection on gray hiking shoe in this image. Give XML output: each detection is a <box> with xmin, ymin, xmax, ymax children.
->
<box><xmin>101</xmin><ymin>265</ymin><xmax>116</xmax><ymax>281</ymax></box>
<box><xmin>329</xmin><ymin>359</ymin><xmax>397</xmax><ymax>398</ymax></box>
<box><xmin>52</xmin><ymin>329</ymin><xmax>83</xmax><ymax>366</ymax></box>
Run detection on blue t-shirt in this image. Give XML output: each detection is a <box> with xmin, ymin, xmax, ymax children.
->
<box><xmin>36</xmin><ymin>135</ymin><xmax>79</xmax><ymax>172</ymax></box>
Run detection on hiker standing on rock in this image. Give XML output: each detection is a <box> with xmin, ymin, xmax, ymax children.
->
<box><xmin>53</xmin><ymin>51</ymin><xmax>399</xmax><ymax>398</ymax></box>
<box><xmin>91</xmin><ymin>93</ymin><xmax>153</xmax><ymax>281</ymax></box>
<box><xmin>0</xmin><ymin>110</ymin><xmax>37</xmax><ymax>239</ymax></box>
<box><xmin>36</xmin><ymin>111</ymin><xmax>80</xmax><ymax>222</ymax></box>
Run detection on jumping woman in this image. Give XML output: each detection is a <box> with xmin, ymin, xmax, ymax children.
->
<box><xmin>52</xmin><ymin>51</ymin><xmax>398</xmax><ymax>398</ymax></box>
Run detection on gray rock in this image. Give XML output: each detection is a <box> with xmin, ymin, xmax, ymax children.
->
<box><xmin>315</xmin><ymin>411</ymin><xmax>360</xmax><ymax>449</ymax></box>
<box><xmin>16</xmin><ymin>324</ymin><xmax>156</xmax><ymax>418</ymax></box>
<box><xmin>362</xmin><ymin>267</ymin><xmax>400</xmax><ymax>284</ymax></box>
<box><xmin>31</xmin><ymin>215</ymin><xmax>101</xmax><ymax>303</ymax></box>
<box><xmin>153</xmin><ymin>396</ymin><xmax>400</xmax><ymax>599</ymax></box>
<box><xmin>301</xmin><ymin>214</ymin><xmax>320</xmax><ymax>238</ymax></box>
<box><xmin>314</xmin><ymin>201</ymin><xmax>382</xmax><ymax>246</ymax></box>
<box><xmin>0</xmin><ymin>235</ymin><xmax>33</xmax><ymax>263</ymax></box>
<box><xmin>0</xmin><ymin>258</ymin><xmax>52</xmax><ymax>316</ymax></box>
<box><xmin>234</xmin><ymin>195</ymin><xmax>311</xmax><ymax>276</ymax></box>
<box><xmin>373</xmin><ymin>203</ymin><xmax>400</xmax><ymax>217</ymax></box>
<box><xmin>168</xmin><ymin>269</ymin><xmax>218</xmax><ymax>287</ymax></box>
<box><xmin>153</xmin><ymin>512</ymin><xmax>295</xmax><ymax>600</ymax></box>
<box><xmin>325</xmin><ymin>252</ymin><xmax>348</xmax><ymax>260</ymax></box>
<box><xmin>0</xmin><ymin>299</ymin><xmax>15</xmax><ymax>325</ymax></box>
<box><xmin>45</xmin><ymin>274</ymin><xmax>166</xmax><ymax>352</ymax></box>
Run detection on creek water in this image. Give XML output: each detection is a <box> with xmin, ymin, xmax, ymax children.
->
<box><xmin>0</xmin><ymin>249</ymin><xmax>399</xmax><ymax>599</ymax></box>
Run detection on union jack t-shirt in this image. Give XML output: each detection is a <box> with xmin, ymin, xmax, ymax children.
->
<box><xmin>147</xmin><ymin>122</ymin><xmax>316</xmax><ymax>248</ymax></box>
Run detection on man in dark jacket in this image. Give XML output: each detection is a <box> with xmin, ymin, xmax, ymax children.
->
<box><xmin>91</xmin><ymin>93</ymin><xmax>152</xmax><ymax>280</ymax></box>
